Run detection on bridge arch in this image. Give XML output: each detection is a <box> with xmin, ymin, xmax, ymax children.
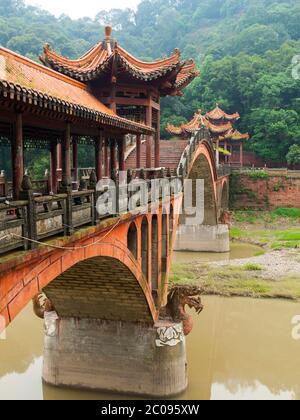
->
<box><xmin>43</xmin><ymin>253</ymin><xmax>153</xmax><ymax>323</ymax></box>
<box><xmin>127</xmin><ymin>222</ymin><xmax>138</xmax><ymax>260</ymax></box>
<box><xmin>0</xmin><ymin>236</ymin><xmax>158</xmax><ymax>329</ymax></box>
<box><xmin>161</xmin><ymin>211</ymin><xmax>168</xmax><ymax>279</ymax></box>
<box><xmin>141</xmin><ymin>217</ymin><xmax>149</xmax><ymax>282</ymax></box>
<box><xmin>220</xmin><ymin>178</ymin><xmax>229</xmax><ymax>212</ymax></box>
<box><xmin>185</xmin><ymin>141</ymin><xmax>218</xmax><ymax>226</ymax></box>
<box><xmin>151</xmin><ymin>214</ymin><xmax>159</xmax><ymax>293</ymax></box>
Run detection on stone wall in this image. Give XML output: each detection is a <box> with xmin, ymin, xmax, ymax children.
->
<box><xmin>231</xmin><ymin>172</ymin><xmax>300</xmax><ymax>209</ymax></box>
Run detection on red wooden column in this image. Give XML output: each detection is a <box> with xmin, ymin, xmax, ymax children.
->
<box><xmin>57</xmin><ymin>143</ymin><xmax>62</xmax><ymax>169</ymax></box>
<box><xmin>12</xmin><ymin>112</ymin><xmax>24</xmax><ymax>200</ymax></box>
<box><xmin>224</xmin><ymin>139</ymin><xmax>228</xmax><ymax>164</ymax></box>
<box><xmin>62</xmin><ymin>123</ymin><xmax>72</xmax><ymax>185</ymax></box>
<box><xmin>72</xmin><ymin>137</ymin><xmax>78</xmax><ymax>184</ymax></box>
<box><xmin>118</xmin><ymin>136</ymin><xmax>125</xmax><ymax>171</ymax></box>
<box><xmin>104</xmin><ymin>137</ymin><xmax>109</xmax><ymax>177</ymax></box>
<box><xmin>110</xmin><ymin>138</ymin><xmax>117</xmax><ymax>175</ymax></box>
<box><xmin>136</xmin><ymin>134</ymin><xmax>141</xmax><ymax>169</ymax></box>
<box><xmin>240</xmin><ymin>142</ymin><xmax>244</xmax><ymax>167</ymax></box>
<box><xmin>146</xmin><ymin>99</ymin><xmax>152</xmax><ymax>169</ymax></box>
<box><xmin>50</xmin><ymin>141</ymin><xmax>58</xmax><ymax>193</ymax></box>
<box><xmin>155</xmin><ymin>107</ymin><xmax>160</xmax><ymax>168</ymax></box>
<box><xmin>216</xmin><ymin>139</ymin><xmax>220</xmax><ymax>167</ymax></box>
<box><xmin>95</xmin><ymin>132</ymin><xmax>103</xmax><ymax>181</ymax></box>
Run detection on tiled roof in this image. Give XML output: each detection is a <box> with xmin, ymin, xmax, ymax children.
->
<box><xmin>166</xmin><ymin>108</ymin><xmax>249</xmax><ymax>141</ymax></box>
<box><xmin>40</xmin><ymin>27</ymin><xmax>199</xmax><ymax>96</ymax></box>
<box><xmin>204</xmin><ymin>120</ymin><xmax>233</xmax><ymax>135</ymax></box>
<box><xmin>205</xmin><ymin>105</ymin><xmax>240</xmax><ymax>122</ymax></box>
<box><xmin>0</xmin><ymin>47</ymin><xmax>153</xmax><ymax>134</ymax></box>
<box><xmin>221</xmin><ymin>129</ymin><xmax>250</xmax><ymax>141</ymax></box>
<box><xmin>166</xmin><ymin>110</ymin><xmax>203</xmax><ymax>136</ymax></box>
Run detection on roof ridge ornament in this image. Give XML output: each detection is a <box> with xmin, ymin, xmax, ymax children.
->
<box><xmin>105</xmin><ymin>26</ymin><xmax>112</xmax><ymax>40</ymax></box>
<box><xmin>43</xmin><ymin>43</ymin><xmax>50</xmax><ymax>53</ymax></box>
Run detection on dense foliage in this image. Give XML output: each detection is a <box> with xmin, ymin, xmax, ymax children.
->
<box><xmin>0</xmin><ymin>0</ymin><xmax>300</xmax><ymax>164</ymax></box>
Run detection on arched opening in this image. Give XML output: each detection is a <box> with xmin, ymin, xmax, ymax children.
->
<box><xmin>187</xmin><ymin>153</ymin><xmax>217</xmax><ymax>226</ymax></box>
<box><xmin>43</xmin><ymin>256</ymin><xmax>153</xmax><ymax>323</ymax></box>
<box><xmin>161</xmin><ymin>212</ymin><xmax>168</xmax><ymax>279</ymax></box>
<box><xmin>127</xmin><ymin>222</ymin><xmax>138</xmax><ymax>260</ymax></box>
<box><xmin>151</xmin><ymin>215</ymin><xmax>159</xmax><ymax>292</ymax></box>
<box><xmin>141</xmin><ymin>217</ymin><xmax>149</xmax><ymax>280</ymax></box>
<box><xmin>221</xmin><ymin>182</ymin><xmax>229</xmax><ymax>211</ymax></box>
<box><xmin>169</xmin><ymin>204</ymin><xmax>174</xmax><ymax>247</ymax></box>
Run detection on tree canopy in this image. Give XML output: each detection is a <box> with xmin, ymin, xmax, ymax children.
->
<box><xmin>0</xmin><ymin>0</ymin><xmax>300</xmax><ymax>163</ymax></box>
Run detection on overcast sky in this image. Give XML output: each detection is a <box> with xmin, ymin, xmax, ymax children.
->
<box><xmin>24</xmin><ymin>0</ymin><xmax>141</xmax><ymax>19</ymax></box>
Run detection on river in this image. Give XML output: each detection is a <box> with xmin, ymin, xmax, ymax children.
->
<box><xmin>0</xmin><ymin>244</ymin><xmax>299</xmax><ymax>400</ymax></box>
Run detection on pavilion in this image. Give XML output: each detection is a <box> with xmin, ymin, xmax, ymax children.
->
<box><xmin>166</xmin><ymin>105</ymin><xmax>249</xmax><ymax>166</ymax></box>
<box><xmin>0</xmin><ymin>27</ymin><xmax>198</xmax><ymax>200</ymax></box>
<box><xmin>40</xmin><ymin>26</ymin><xmax>199</xmax><ymax>169</ymax></box>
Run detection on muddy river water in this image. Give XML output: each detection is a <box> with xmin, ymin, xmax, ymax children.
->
<box><xmin>0</xmin><ymin>244</ymin><xmax>299</xmax><ymax>400</ymax></box>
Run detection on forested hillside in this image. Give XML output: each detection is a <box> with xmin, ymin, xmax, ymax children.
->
<box><xmin>1</xmin><ymin>0</ymin><xmax>300</xmax><ymax>162</ymax></box>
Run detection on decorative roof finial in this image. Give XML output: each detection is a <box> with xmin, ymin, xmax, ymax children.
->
<box><xmin>105</xmin><ymin>26</ymin><xmax>112</xmax><ymax>40</ymax></box>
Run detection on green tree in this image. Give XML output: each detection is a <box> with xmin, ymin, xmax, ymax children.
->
<box><xmin>286</xmin><ymin>145</ymin><xmax>300</xmax><ymax>167</ymax></box>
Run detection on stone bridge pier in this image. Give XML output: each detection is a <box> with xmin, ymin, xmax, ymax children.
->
<box><xmin>42</xmin><ymin>248</ymin><xmax>187</xmax><ymax>397</ymax></box>
<box><xmin>174</xmin><ymin>133</ymin><xmax>230</xmax><ymax>253</ymax></box>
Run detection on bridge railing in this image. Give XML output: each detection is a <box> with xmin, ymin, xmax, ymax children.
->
<box><xmin>177</xmin><ymin>126</ymin><xmax>211</xmax><ymax>178</ymax></box>
<box><xmin>0</xmin><ymin>169</ymin><xmax>179</xmax><ymax>256</ymax></box>
<box><xmin>217</xmin><ymin>164</ymin><xmax>232</xmax><ymax>178</ymax></box>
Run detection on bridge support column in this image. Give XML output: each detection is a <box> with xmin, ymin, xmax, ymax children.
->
<box><xmin>43</xmin><ymin>317</ymin><xmax>188</xmax><ymax>398</ymax></box>
<box><xmin>174</xmin><ymin>224</ymin><xmax>230</xmax><ymax>253</ymax></box>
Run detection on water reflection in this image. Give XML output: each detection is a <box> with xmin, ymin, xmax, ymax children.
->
<box><xmin>173</xmin><ymin>242</ymin><xmax>263</xmax><ymax>264</ymax></box>
<box><xmin>1</xmin><ymin>296</ymin><xmax>299</xmax><ymax>400</ymax></box>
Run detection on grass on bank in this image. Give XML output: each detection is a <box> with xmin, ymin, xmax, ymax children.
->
<box><xmin>230</xmin><ymin>208</ymin><xmax>300</xmax><ymax>250</ymax></box>
<box><xmin>233</xmin><ymin>208</ymin><xmax>300</xmax><ymax>224</ymax></box>
<box><xmin>170</xmin><ymin>263</ymin><xmax>300</xmax><ymax>300</ymax></box>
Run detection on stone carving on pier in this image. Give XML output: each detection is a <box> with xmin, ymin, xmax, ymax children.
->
<box><xmin>155</xmin><ymin>323</ymin><xmax>184</xmax><ymax>348</ymax></box>
<box><xmin>32</xmin><ymin>294</ymin><xmax>55</xmax><ymax>319</ymax></box>
<box><xmin>164</xmin><ymin>286</ymin><xmax>204</xmax><ymax>336</ymax></box>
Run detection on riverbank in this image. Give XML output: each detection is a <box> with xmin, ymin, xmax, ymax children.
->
<box><xmin>170</xmin><ymin>209</ymin><xmax>300</xmax><ymax>300</ymax></box>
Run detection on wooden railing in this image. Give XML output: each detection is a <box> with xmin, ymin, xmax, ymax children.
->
<box><xmin>0</xmin><ymin>170</ymin><xmax>178</xmax><ymax>256</ymax></box>
<box><xmin>217</xmin><ymin>164</ymin><xmax>232</xmax><ymax>178</ymax></box>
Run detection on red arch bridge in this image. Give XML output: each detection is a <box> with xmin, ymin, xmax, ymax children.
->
<box><xmin>0</xmin><ymin>128</ymin><xmax>229</xmax><ymax>397</ymax></box>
